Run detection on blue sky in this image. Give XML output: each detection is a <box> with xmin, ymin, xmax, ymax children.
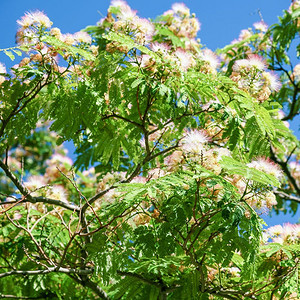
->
<box><xmin>0</xmin><ymin>0</ymin><xmax>299</xmax><ymax>226</ymax></box>
<box><xmin>0</xmin><ymin>0</ymin><xmax>289</xmax><ymax>52</ymax></box>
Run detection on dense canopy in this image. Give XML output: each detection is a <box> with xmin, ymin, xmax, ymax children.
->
<box><xmin>0</xmin><ymin>1</ymin><xmax>299</xmax><ymax>299</ymax></box>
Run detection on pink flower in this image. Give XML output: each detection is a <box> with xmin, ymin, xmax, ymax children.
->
<box><xmin>117</xmin><ymin>5</ymin><xmax>137</xmax><ymax>23</ymax></box>
<box><xmin>73</xmin><ymin>31</ymin><xmax>92</xmax><ymax>44</ymax></box>
<box><xmin>171</xmin><ymin>3</ymin><xmax>190</xmax><ymax>16</ymax></box>
<box><xmin>233</xmin><ymin>55</ymin><xmax>266</xmax><ymax>72</ymax></box>
<box><xmin>0</xmin><ymin>62</ymin><xmax>6</xmax><ymax>74</ymax></box>
<box><xmin>174</xmin><ymin>48</ymin><xmax>195</xmax><ymax>71</ymax></box>
<box><xmin>163</xmin><ymin>10</ymin><xmax>174</xmax><ymax>16</ymax></box>
<box><xmin>48</xmin><ymin>153</ymin><xmax>73</xmax><ymax>166</ymax></box>
<box><xmin>150</xmin><ymin>42</ymin><xmax>170</xmax><ymax>54</ymax></box>
<box><xmin>47</xmin><ymin>185</ymin><xmax>68</xmax><ymax>202</ymax></box>
<box><xmin>181</xmin><ymin>129</ymin><xmax>210</xmax><ymax>154</ymax></box>
<box><xmin>247</xmin><ymin>157</ymin><xmax>282</xmax><ymax>180</ymax></box>
<box><xmin>138</xmin><ymin>54</ymin><xmax>155</xmax><ymax>68</ymax></box>
<box><xmin>17</xmin><ymin>11</ymin><xmax>52</xmax><ymax>28</ymax></box>
<box><xmin>200</xmin><ymin>49</ymin><xmax>220</xmax><ymax>70</ymax></box>
<box><xmin>134</xmin><ymin>18</ymin><xmax>155</xmax><ymax>42</ymax></box>
<box><xmin>247</xmin><ymin>55</ymin><xmax>267</xmax><ymax>70</ymax></box>
<box><xmin>262</xmin><ymin>71</ymin><xmax>281</xmax><ymax>91</ymax></box>
<box><xmin>293</xmin><ymin>64</ymin><xmax>300</xmax><ymax>82</ymax></box>
<box><xmin>111</xmin><ymin>0</ymin><xmax>128</xmax><ymax>8</ymax></box>
<box><xmin>253</xmin><ymin>21</ymin><xmax>268</xmax><ymax>32</ymax></box>
<box><xmin>24</xmin><ymin>175</ymin><xmax>47</xmax><ymax>197</ymax></box>
<box><xmin>62</xmin><ymin>33</ymin><xmax>75</xmax><ymax>45</ymax></box>
<box><xmin>233</xmin><ymin>59</ymin><xmax>250</xmax><ymax>72</ymax></box>
<box><xmin>238</xmin><ymin>29</ymin><xmax>252</xmax><ymax>41</ymax></box>
<box><xmin>281</xmin><ymin>223</ymin><xmax>299</xmax><ymax>243</ymax></box>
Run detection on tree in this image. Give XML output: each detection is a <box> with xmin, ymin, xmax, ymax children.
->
<box><xmin>0</xmin><ymin>1</ymin><xmax>299</xmax><ymax>299</ymax></box>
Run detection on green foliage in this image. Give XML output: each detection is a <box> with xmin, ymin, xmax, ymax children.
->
<box><xmin>0</xmin><ymin>2</ymin><xmax>299</xmax><ymax>300</ymax></box>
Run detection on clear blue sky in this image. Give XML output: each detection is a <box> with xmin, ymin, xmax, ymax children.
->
<box><xmin>0</xmin><ymin>0</ymin><xmax>289</xmax><ymax>52</ymax></box>
<box><xmin>0</xmin><ymin>0</ymin><xmax>299</xmax><ymax>226</ymax></box>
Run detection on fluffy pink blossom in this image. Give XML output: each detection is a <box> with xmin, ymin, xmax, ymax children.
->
<box><xmin>0</xmin><ymin>63</ymin><xmax>6</xmax><ymax>85</ymax></box>
<box><xmin>232</xmin><ymin>59</ymin><xmax>250</xmax><ymax>72</ymax></box>
<box><xmin>200</xmin><ymin>49</ymin><xmax>220</xmax><ymax>70</ymax></box>
<box><xmin>73</xmin><ymin>31</ymin><xmax>92</xmax><ymax>44</ymax></box>
<box><xmin>247</xmin><ymin>157</ymin><xmax>282</xmax><ymax>180</ymax></box>
<box><xmin>171</xmin><ymin>3</ymin><xmax>190</xmax><ymax>16</ymax></box>
<box><xmin>111</xmin><ymin>0</ymin><xmax>128</xmax><ymax>8</ymax></box>
<box><xmin>135</xmin><ymin>18</ymin><xmax>154</xmax><ymax>35</ymax></box>
<box><xmin>0</xmin><ymin>62</ymin><xmax>6</xmax><ymax>74</ymax></box>
<box><xmin>174</xmin><ymin>48</ymin><xmax>195</xmax><ymax>71</ymax></box>
<box><xmin>163</xmin><ymin>9</ymin><xmax>174</xmax><ymax>16</ymax></box>
<box><xmin>47</xmin><ymin>185</ymin><xmax>68</xmax><ymax>202</ymax></box>
<box><xmin>164</xmin><ymin>150</ymin><xmax>184</xmax><ymax>171</ymax></box>
<box><xmin>268</xmin><ymin>223</ymin><xmax>300</xmax><ymax>244</ymax></box>
<box><xmin>48</xmin><ymin>153</ymin><xmax>73</xmax><ymax>166</ymax></box>
<box><xmin>289</xmin><ymin>0</ymin><xmax>300</xmax><ymax>12</ymax></box>
<box><xmin>181</xmin><ymin>129</ymin><xmax>210</xmax><ymax>154</ymax></box>
<box><xmin>62</xmin><ymin>33</ymin><xmax>75</xmax><ymax>45</ymax></box>
<box><xmin>134</xmin><ymin>18</ymin><xmax>155</xmax><ymax>43</ymax></box>
<box><xmin>24</xmin><ymin>175</ymin><xmax>47</xmax><ymax>197</ymax></box>
<box><xmin>293</xmin><ymin>64</ymin><xmax>300</xmax><ymax>82</ymax></box>
<box><xmin>117</xmin><ymin>5</ymin><xmax>137</xmax><ymax>23</ymax></box>
<box><xmin>262</xmin><ymin>71</ymin><xmax>281</xmax><ymax>91</ymax></box>
<box><xmin>233</xmin><ymin>55</ymin><xmax>266</xmax><ymax>72</ymax></box>
<box><xmin>17</xmin><ymin>11</ymin><xmax>52</xmax><ymax>28</ymax></box>
<box><xmin>290</xmin><ymin>161</ymin><xmax>300</xmax><ymax>173</ymax></box>
<box><xmin>137</xmin><ymin>54</ymin><xmax>155</xmax><ymax>69</ymax></box>
<box><xmin>247</xmin><ymin>55</ymin><xmax>267</xmax><ymax>70</ymax></box>
<box><xmin>238</xmin><ymin>29</ymin><xmax>252</xmax><ymax>41</ymax></box>
<box><xmin>150</xmin><ymin>42</ymin><xmax>170</xmax><ymax>54</ymax></box>
<box><xmin>253</xmin><ymin>21</ymin><xmax>268</xmax><ymax>32</ymax></box>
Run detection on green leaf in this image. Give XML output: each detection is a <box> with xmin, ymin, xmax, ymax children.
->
<box><xmin>103</xmin><ymin>31</ymin><xmax>156</xmax><ymax>57</ymax></box>
<box><xmin>4</xmin><ymin>50</ymin><xmax>15</xmax><ymax>61</ymax></box>
<box><xmin>41</xmin><ymin>35</ymin><xmax>95</xmax><ymax>61</ymax></box>
<box><xmin>220</xmin><ymin>156</ymin><xmax>280</xmax><ymax>187</ymax></box>
<box><xmin>12</xmin><ymin>49</ymin><xmax>22</xmax><ymax>56</ymax></box>
<box><xmin>265</xmin><ymin>244</ymin><xmax>281</xmax><ymax>257</ymax></box>
<box><xmin>254</xmin><ymin>104</ymin><xmax>275</xmax><ymax>137</ymax></box>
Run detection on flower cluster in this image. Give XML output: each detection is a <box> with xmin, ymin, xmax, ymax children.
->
<box><xmin>236</xmin><ymin>21</ymin><xmax>268</xmax><ymax>44</ymax></box>
<box><xmin>165</xmin><ymin>129</ymin><xmax>225</xmax><ymax>175</ymax></box>
<box><xmin>23</xmin><ymin>150</ymin><xmax>73</xmax><ymax>208</ymax></box>
<box><xmin>100</xmin><ymin>1</ymin><xmax>222</xmax><ymax>78</ymax></box>
<box><xmin>95</xmin><ymin>171</ymin><xmax>127</xmax><ymax>206</ymax></box>
<box><xmin>16</xmin><ymin>11</ymin><xmax>92</xmax><ymax>47</ymax></box>
<box><xmin>99</xmin><ymin>0</ymin><xmax>155</xmax><ymax>47</ymax></box>
<box><xmin>197</xmin><ymin>49</ymin><xmax>220</xmax><ymax>74</ymax></box>
<box><xmin>0</xmin><ymin>62</ymin><xmax>6</xmax><ymax>85</ymax></box>
<box><xmin>16</xmin><ymin>11</ymin><xmax>52</xmax><ymax>46</ymax></box>
<box><xmin>292</xmin><ymin>64</ymin><xmax>300</xmax><ymax>83</ymax></box>
<box><xmin>267</xmin><ymin>223</ymin><xmax>300</xmax><ymax>244</ymax></box>
<box><xmin>290</xmin><ymin>161</ymin><xmax>300</xmax><ymax>188</ymax></box>
<box><xmin>247</xmin><ymin>157</ymin><xmax>283</xmax><ymax>180</ymax></box>
<box><xmin>162</xmin><ymin>3</ymin><xmax>201</xmax><ymax>40</ymax></box>
<box><xmin>13</xmin><ymin>10</ymin><xmax>95</xmax><ymax>81</ymax></box>
<box><xmin>162</xmin><ymin>128</ymin><xmax>282</xmax><ymax>211</ymax></box>
<box><xmin>230</xmin><ymin>55</ymin><xmax>281</xmax><ymax>102</ymax></box>
<box><xmin>289</xmin><ymin>0</ymin><xmax>300</xmax><ymax>16</ymax></box>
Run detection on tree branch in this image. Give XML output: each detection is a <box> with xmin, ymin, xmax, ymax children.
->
<box><xmin>0</xmin><ymin>267</ymin><xmax>93</xmax><ymax>279</ymax></box>
<box><xmin>68</xmin><ymin>273</ymin><xmax>110</xmax><ymax>300</ymax></box>
<box><xmin>117</xmin><ymin>271</ymin><xmax>162</xmax><ymax>289</ymax></box>
<box><xmin>0</xmin><ymin>294</ymin><xmax>45</xmax><ymax>299</ymax></box>
<box><xmin>0</xmin><ymin>159</ymin><xmax>80</xmax><ymax>212</ymax></box>
<box><xmin>0</xmin><ymin>196</ymin><xmax>80</xmax><ymax>212</ymax></box>
<box><xmin>273</xmin><ymin>190</ymin><xmax>300</xmax><ymax>204</ymax></box>
<box><xmin>101</xmin><ymin>113</ymin><xmax>144</xmax><ymax>130</ymax></box>
<box><xmin>0</xmin><ymin>75</ymin><xmax>52</xmax><ymax>138</ymax></box>
<box><xmin>270</xmin><ymin>148</ymin><xmax>300</xmax><ymax>196</ymax></box>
